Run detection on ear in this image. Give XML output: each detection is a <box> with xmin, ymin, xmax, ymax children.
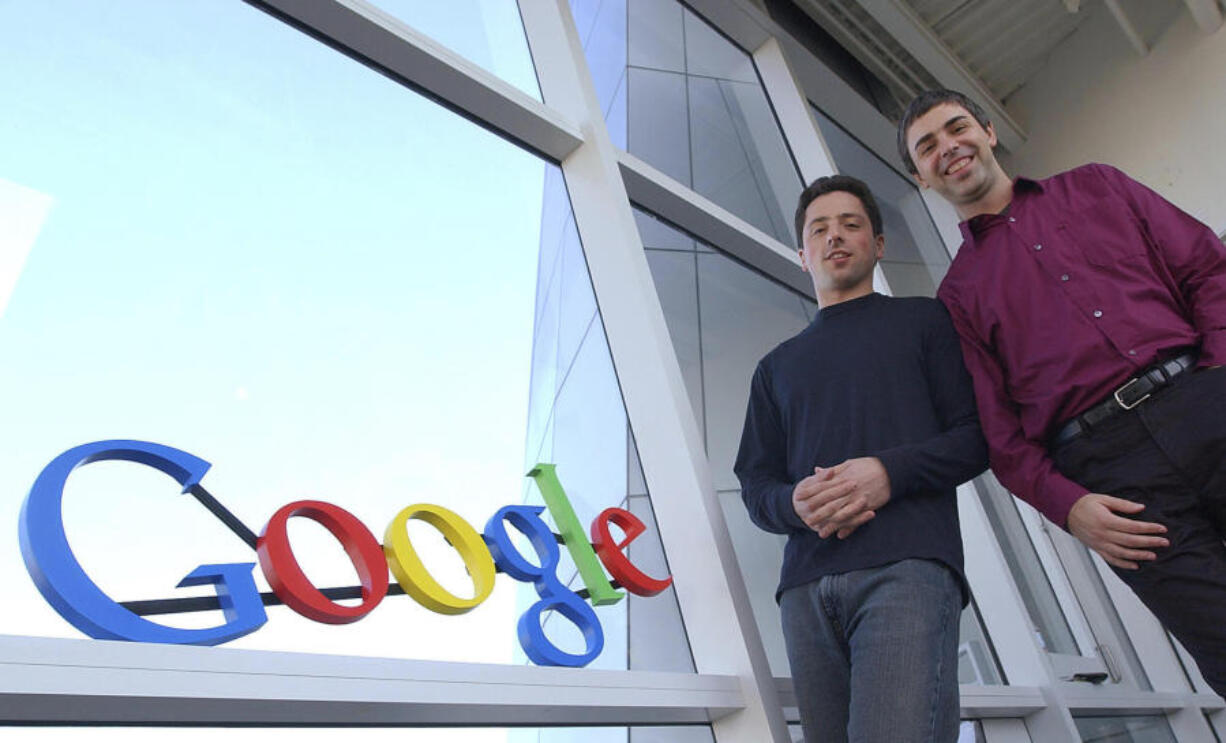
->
<box><xmin>874</xmin><ymin>234</ymin><xmax>886</xmax><ymax>261</ymax></box>
<box><xmin>985</xmin><ymin>120</ymin><xmax>999</xmax><ymax>149</ymax></box>
<box><xmin>798</xmin><ymin>246</ymin><xmax>811</xmax><ymax>274</ymax></box>
<box><xmin>911</xmin><ymin>169</ymin><xmax>929</xmax><ymax>190</ymax></box>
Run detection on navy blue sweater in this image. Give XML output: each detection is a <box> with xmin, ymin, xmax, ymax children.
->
<box><xmin>734</xmin><ymin>292</ymin><xmax>987</xmax><ymax>604</ymax></box>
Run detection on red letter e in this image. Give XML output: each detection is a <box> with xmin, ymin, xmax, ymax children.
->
<box><xmin>590</xmin><ymin>507</ymin><xmax>673</xmax><ymax>596</ymax></box>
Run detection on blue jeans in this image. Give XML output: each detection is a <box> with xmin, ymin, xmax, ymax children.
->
<box><xmin>780</xmin><ymin>558</ymin><xmax>961</xmax><ymax>743</ymax></box>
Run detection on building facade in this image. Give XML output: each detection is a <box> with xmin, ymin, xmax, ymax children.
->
<box><xmin>3</xmin><ymin>1</ymin><xmax>1226</xmax><ymax>742</ymax></box>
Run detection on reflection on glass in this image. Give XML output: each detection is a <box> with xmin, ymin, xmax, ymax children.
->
<box><xmin>812</xmin><ymin>107</ymin><xmax>949</xmax><ymax>298</ymax></box>
<box><xmin>1074</xmin><ymin>715</ymin><xmax>1178</xmax><ymax>743</ymax></box>
<box><xmin>635</xmin><ymin>206</ymin><xmax>1004</xmax><ymax>685</ymax></box>
<box><xmin>0</xmin><ymin>0</ymin><xmax>554</xmax><ymax>666</ymax></box>
<box><xmin>524</xmin><ymin>182</ymin><xmax>699</xmax><ymax>676</ymax></box>
<box><xmin>365</xmin><ymin>0</ymin><xmax>541</xmax><ymax>99</ymax></box>
<box><xmin>573</xmin><ymin>0</ymin><xmax>803</xmax><ymax>245</ymax></box>
<box><xmin>976</xmin><ymin>478</ymin><xmax>1081</xmax><ymax>655</ymax></box>
<box><xmin>959</xmin><ymin>599</ymin><xmax>1005</xmax><ymax>685</ymax></box>
<box><xmin>958</xmin><ymin>721</ymin><xmax>988</xmax><ymax>743</ymax></box>
<box><xmin>1068</xmin><ymin>541</ymin><xmax>1153</xmax><ymax>690</ymax></box>
<box><xmin>511</xmin><ymin>726</ymin><xmax>715</xmax><ymax>743</ymax></box>
<box><xmin>0</xmin><ymin>178</ymin><xmax>51</xmax><ymax>320</ymax></box>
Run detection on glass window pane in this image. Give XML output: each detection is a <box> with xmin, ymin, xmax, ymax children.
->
<box><xmin>4</xmin><ymin>0</ymin><xmax>550</xmax><ymax>662</ymax></box>
<box><xmin>522</xmin><ymin>190</ymin><xmax>702</xmax><ymax>675</ymax></box>
<box><xmin>7</xmin><ymin>728</ymin><xmax>716</xmax><ymax>743</ymax></box>
<box><xmin>697</xmin><ymin>250</ymin><xmax>812</xmax><ymax>491</ymax></box>
<box><xmin>975</xmin><ymin>478</ymin><xmax>1082</xmax><ymax>655</ymax></box>
<box><xmin>0</xmin><ymin>1</ymin><xmax>693</xmax><ymax>680</ymax></box>
<box><xmin>576</xmin><ymin>0</ymin><xmax>804</xmax><ymax>245</ymax></box>
<box><xmin>365</xmin><ymin>0</ymin><xmax>542</xmax><ymax>100</ymax></box>
<box><xmin>1074</xmin><ymin>715</ymin><xmax>1178</xmax><ymax>743</ymax></box>
<box><xmin>628</xmin><ymin>0</ymin><xmax>685</xmax><ymax>73</ymax></box>
<box><xmin>575</xmin><ymin>0</ymin><xmax>628</xmax><ymax>141</ymax></box>
<box><xmin>959</xmin><ymin>721</ymin><xmax>988</xmax><ymax>743</ymax></box>
<box><xmin>635</xmin><ymin>206</ymin><xmax>1004</xmax><ymax>686</ymax></box>
<box><xmin>959</xmin><ymin>600</ymin><xmax>1005</xmax><ymax>685</ymax></box>
<box><xmin>812</xmin><ymin>106</ymin><xmax>949</xmax><ymax>298</ymax></box>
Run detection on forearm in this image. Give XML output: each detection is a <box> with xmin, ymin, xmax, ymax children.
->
<box><xmin>740</xmin><ymin>478</ymin><xmax>806</xmax><ymax>534</ymax></box>
<box><xmin>876</xmin><ymin>420</ymin><xmax>988</xmax><ymax>499</ymax></box>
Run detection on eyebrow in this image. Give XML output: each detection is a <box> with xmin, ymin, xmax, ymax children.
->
<box><xmin>911</xmin><ymin>114</ymin><xmax>970</xmax><ymax>152</ymax></box>
<box><xmin>806</xmin><ymin>212</ymin><xmax>865</xmax><ymax>227</ymax></box>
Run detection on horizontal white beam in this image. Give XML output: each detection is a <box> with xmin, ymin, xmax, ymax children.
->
<box><xmin>0</xmin><ymin>635</ymin><xmax>741</xmax><ymax>726</ymax></box>
<box><xmin>616</xmin><ymin>151</ymin><xmax>813</xmax><ymax>299</ymax></box>
<box><xmin>1058</xmin><ymin>684</ymin><xmax>1225</xmax><ymax>714</ymax></box>
<box><xmin>776</xmin><ymin>677</ymin><xmax>1047</xmax><ymax>718</ymax></box>
<box><xmin>244</xmin><ymin>0</ymin><xmax>584</xmax><ymax>162</ymax></box>
<box><xmin>852</xmin><ymin>0</ymin><xmax>1027</xmax><ymax>152</ymax></box>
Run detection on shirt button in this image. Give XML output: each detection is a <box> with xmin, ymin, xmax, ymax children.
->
<box><xmin>1129</xmin><ymin>349</ymin><xmax>1137</xmax><ymax>356</ymax></box>
<box><xmin>1034</xmin><ymin>244</ymin><xmax>1042</xmax><ymax>251</ymax></box>
<box><xmin>1061</xmin><ymin>274</ymin><xmax>1070</xmax><ymax>281</ymax></box>
<box><xmin>1008</xmin><ymin>217</ymin><xmax>1016</xmax><ymax>223</ymax></box>
<box><xmin>1093</xmin><ymin>310</ymin><xmax>1104</xmax><ymax>318</ymax></box>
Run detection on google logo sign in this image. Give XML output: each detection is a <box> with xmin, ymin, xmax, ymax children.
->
<box><xmin>18</xmin><ymin>440</ymin><xmax>673</xmax><ymax>667</ymax></box>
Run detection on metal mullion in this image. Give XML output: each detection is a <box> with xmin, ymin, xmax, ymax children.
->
<box><xmin>618</xmin><ymin>150</ymin><xmax>812</xmax><ymax>298</ymax></box>
<box><xmin>957</xmin><ymin>482</ymin><xmax>1085</xmax><ymax>740</ymax></box>
<box><xmin>517</xmin><ymin>1</ymin><xmax>790</xmax><ymax>741</ymax></box>
<box><xmin>245</xmin><ymin>0</ymin><xmax>584</xmax><ymax>162</ymax></box>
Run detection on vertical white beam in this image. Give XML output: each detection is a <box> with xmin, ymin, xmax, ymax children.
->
<box><xmin>1104</xmin><ymin>0</ymin><xmax>1150</xmax><ymax>56</ymax></box>
<box><xmin>517</xmin><ymin>1</ymin><xmax>790</xmax><ymax>741</ymax></box>
<box><xmin>752</xmin><ymin>36</ymin><xmax>897</xmax><ymax>299</ymax></box>
<box><xmin>1183</xmin><ymin>0</ymin><xmax>1224</xmax><ymax>33</ymax></box>
<box><xmin>752</xmin><ymin>37</ymin><xmax>838</xmax><ymax>184</ymax></box>
<box><xmin>957</xmin><ymin>485</ymin><xmax>1083</xmax><ymax>741</ymax></box>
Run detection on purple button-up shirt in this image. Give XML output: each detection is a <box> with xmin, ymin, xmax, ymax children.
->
<box><xmin>938</xmin><ymin>163</ymin><xmax>1226</xmax><ymax>527</ymax></box>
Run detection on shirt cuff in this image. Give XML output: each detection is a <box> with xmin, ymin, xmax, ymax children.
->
<box><xmin>1037</xmin><ymin>472</ymin><xmax>1090</xmax><ymax>529</ymax></box>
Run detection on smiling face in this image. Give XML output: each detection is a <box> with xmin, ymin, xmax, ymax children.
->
<box><xmin>799</xmin><ymin>189</ymin><xmax>884</xmax><ymax>306</ymax></box>
<box><xmin>905</xmin><ymin>101</ymin><xmax>1011</xmax><ymax>219</ymax></box>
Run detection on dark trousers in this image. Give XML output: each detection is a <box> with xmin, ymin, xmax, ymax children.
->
<box><xmin>1053</xmin><ymin>365</ymin><xmax>1226</xmax><ymax>696</ymax></box>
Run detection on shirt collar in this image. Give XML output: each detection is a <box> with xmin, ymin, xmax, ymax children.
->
<box><xmin>958</xmin><ymin>176</ymin><xmax>1045</xmax><ymax>244</ymax></box>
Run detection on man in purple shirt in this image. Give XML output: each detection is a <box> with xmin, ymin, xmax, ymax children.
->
<box><xmin>898</xmin><ymin>88</ymin><xmax>1226</xmax><ymax>694</ymax></box>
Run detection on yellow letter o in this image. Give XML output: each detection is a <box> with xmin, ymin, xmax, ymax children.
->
<box><xmin>384</xmin><ymin>504</ymin><xmax>495</xmax><ymax>615</ymax></box>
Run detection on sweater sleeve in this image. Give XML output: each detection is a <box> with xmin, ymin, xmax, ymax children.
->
<box><xmin>874</xmin><ymin>301</ymin><xmax>989</xmax><ymax>499</ymax></box>
<box><xmin>734</xmin><ymin>362</ymin><xmax>808</xmax><ymax>534</ymax></box>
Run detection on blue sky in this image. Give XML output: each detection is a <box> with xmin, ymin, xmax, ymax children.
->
<box><xmin>0</xmin><ymin>3</ymin><xmax>557</xmax><ymax>740</ymax></box>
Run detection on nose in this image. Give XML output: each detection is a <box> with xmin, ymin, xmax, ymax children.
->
<box><xmin>939</xmin><ymin>132</ymin><xmax>959</xmax><ymax>158</ymax></box>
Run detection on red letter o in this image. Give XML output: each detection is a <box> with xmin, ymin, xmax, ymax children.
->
<box><xmin>257</xmin><ymin>500</ymin><xmax>389</xmax><ymax>624</ymax></box>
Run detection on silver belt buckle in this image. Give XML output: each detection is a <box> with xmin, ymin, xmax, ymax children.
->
<box><xmin>1113</xmin><ymin>377</ymin><xmax>1151</xmax><ymax>410</ymax></box>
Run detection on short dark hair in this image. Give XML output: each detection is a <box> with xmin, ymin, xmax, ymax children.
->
<box><xmin>793</xmin><ymin>174</ymin><xmax>883</xmax><ymax>249</ymax></box>
<box><xmin>897</xmin><ymin>89</ymin><xmax>992</xmax><ymax>175</ymax></box>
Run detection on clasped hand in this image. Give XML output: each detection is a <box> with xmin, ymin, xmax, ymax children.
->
<box><xmin>792</xmin><ymin>457</ymin><xmax>891</xmax><ymax>539</ymax></box>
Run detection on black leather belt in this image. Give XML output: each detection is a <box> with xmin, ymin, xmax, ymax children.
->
<box><xmin>1050</xmin><ymin>352</ymin><xmax>1199</xmax><ymax>448</ymax></box>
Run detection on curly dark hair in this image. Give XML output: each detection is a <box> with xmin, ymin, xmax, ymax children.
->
<box><xmin>793</xmin><ymin>174</ymin><xmax>883</xmax><ymax>250</ymax></box>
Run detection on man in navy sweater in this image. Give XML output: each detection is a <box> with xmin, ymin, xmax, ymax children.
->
<box><xmin>735</xmin><ymin>175</ymin><xmax>987</xmax><ymax>743</ymax></box>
